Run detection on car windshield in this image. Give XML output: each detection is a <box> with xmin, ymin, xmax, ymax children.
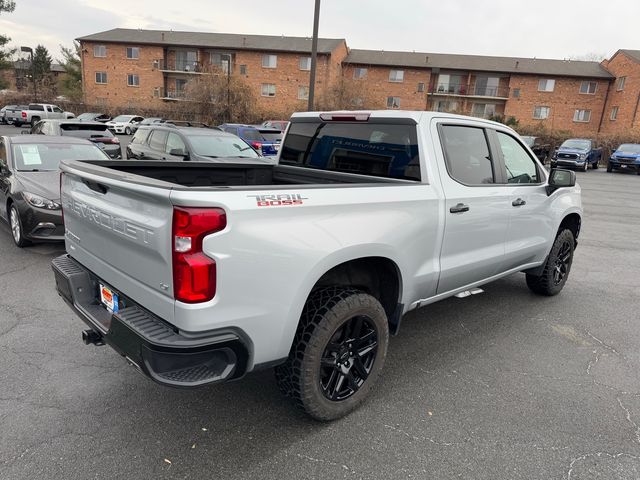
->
<box><xmin>112</xmin><ymin>115</ymin><xmax>133</xmax><ymax>122</ymax></box>
<box><xmin>12</xmin><ymin>143</ymin><xmax>109</xmax><ymax>171</ymax></box>
<box><xmin>561</xmin><ymin>139</ymin><xmax>590</xmax><ymax>150</ymax></box>
<box><xmin>521</xmin><ymin>136</ymin><xmax>535</xmax><ymax>147</ymax></box>
<box><xmin>617</xmin><ymin>144</ymin><xmax>640</xmax><ymax>153</ymax></box>
<box><xmin>187</xmin><ymin>134</ymin><xmax>260</xmax><ymax>158</ymax></box>
<box><xmin>259</xmin><ymin>130</ymin><xmax>282</xmax><ymax>142</ymax></box>
<box><xmin>60</xmin><ymin>124</ymin><xmax>114</xmax><ymax>139</ymax></box>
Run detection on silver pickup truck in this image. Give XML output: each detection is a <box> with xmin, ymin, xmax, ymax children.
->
<box><xmin>7</xmin><ymin>103</ymin><xmax>74</xmax><ymax>127</ymax></box>
<box><xmin>52</xmin><ymin>111</ymin><xmax>582</xmax><ymax>420</ymax></box>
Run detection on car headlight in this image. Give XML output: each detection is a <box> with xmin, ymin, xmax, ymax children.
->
<box><xmin>579</xmin><ymin>154</ymin><xmax>587</xmax><ymax>160</ymax></box>
<box><xmin>23</xmin><ymin>192</ymin><xmax>61</xmax><ymax>210</ymax></box>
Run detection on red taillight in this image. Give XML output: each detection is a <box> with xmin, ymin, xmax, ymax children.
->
<box><xmin>172</xmin><ymin>207</ymin><xmax>226</xmax><ymax>303</ymax></box>
<box><xmin>251</xmin><ymin>141</ymin><xmax>262</xmax><ymax>150</ymax></box>
<box><xmin>21</xmin><ymin>111</ymin><xmax>27</xmax><ymax>118</ymax></box>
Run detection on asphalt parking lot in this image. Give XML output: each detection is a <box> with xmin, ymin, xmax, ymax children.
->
<box><xmin>1</xmin><ymin>131</ymin><xmax>640</xmax><ymax>478</ymax></box>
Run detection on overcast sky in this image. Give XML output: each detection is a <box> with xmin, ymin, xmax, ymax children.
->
<box><xmin>1</xmin><ymin>0</ymin><xmax>638</xmax><ymax>63</ymax></box>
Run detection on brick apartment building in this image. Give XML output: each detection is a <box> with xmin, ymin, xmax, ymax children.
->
<box><xmin>77</xmin><ymin>28</ymin><xmax>639</xmax><ymax>135</ymax></box>
<box><xmin>77</xmin><ymin>29</ymin><xmax>347</xmax><ymax>114</ymax></box>
<box><xmin>600</xmin><ymin>49</ymin><xmax>640</xmax><ymax>135</ymax></box>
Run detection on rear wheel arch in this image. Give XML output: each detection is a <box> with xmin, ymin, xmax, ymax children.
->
<box><xmin>302</xmin><ymin>256</ymin><xmax>403</xmax><ymax>333</ymax></box>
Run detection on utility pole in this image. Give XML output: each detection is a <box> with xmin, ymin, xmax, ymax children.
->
<box><xmin>307</xmin><ymin>0</ymin><xmax>321</xmax><ymax>111</ymax></box>
<box><xmin>20</xmin><ymin>46</ymin><xmax>36</xmax><ymax>101</ymax></box>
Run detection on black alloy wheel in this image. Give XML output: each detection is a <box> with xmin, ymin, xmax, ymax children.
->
<box><xmin>319</xmin><ymin>315</ymin><xmax>378</xmax><ymax>401</ymax></box>
<box><xmin>552</xmin><ymin>240</ymin><xmax>572</xmax><ymax>286</ymax></box>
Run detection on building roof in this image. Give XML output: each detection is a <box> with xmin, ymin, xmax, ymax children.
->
<box><xmin>77</xmin><ymin>28</ymin><xmax>345</xmax><ymax>54</ymax></box>
<box><xmin>620</xmin><ymin>49</ymin><xmax>640</xmax><ymax>63</ymax></box>
<box><xmin>344</xmin><ymin>49</ymin><xmax>613</xmax><ymax>79</ymax></box>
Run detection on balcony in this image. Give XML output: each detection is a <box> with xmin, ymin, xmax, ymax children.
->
<box><xmin>160</xmin><ymin>89</ymin><xmax>188</xmax><ymax>101</ymax></box>
<box><xmin>429</xmin><ymin>83</ymin><xmax>510</xmax><ymax>99</ymax></box>
<box><xmin>155</xmin><ymin>59</ymin><xmax>206</xmax><ymax>74</ymax></box>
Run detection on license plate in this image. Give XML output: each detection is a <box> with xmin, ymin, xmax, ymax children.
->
<box><xmin>99</xmin><ymin>284</ymin><xmax>119</xmax><ymax>313</ymax></box>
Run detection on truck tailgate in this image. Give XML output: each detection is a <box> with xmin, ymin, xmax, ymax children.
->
<box><xmin>61</xmin><ymin>166</ymin><xmax>176</xmax><ymax>321</ymax></box>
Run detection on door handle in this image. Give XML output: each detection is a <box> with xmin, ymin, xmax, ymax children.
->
<box><xmin>449</xmin><ymin>203</ymin><xmax>470</xmax><ymax>213</ymax></box>
<box><xmin>512</xmin><ymin>198</ymin><xmax>526</xmax><ymax>207</ymax></box>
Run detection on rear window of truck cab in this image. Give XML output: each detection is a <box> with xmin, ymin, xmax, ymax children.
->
<box><xmin>279</xmin><ymin>121</ymin><xmax>421</xmax><ymax>181</ymax></box>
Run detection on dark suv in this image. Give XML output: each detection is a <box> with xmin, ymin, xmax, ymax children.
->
<box><xmin>126</xmin><ymin>124</ymin><xmax>271</xmax><ymax>162</ymax></box>
<box><xmin>28</xmin><ymin>119</ymin><xmax>121</xmax><ymax>159</ymax></box>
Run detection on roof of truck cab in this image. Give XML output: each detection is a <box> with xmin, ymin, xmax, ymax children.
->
<box><xmin>290</xmin><ymin>110</ymin><xmax>508</xmax><ymax>128</ymax></box>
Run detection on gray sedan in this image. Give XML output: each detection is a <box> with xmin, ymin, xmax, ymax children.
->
<box><xmin>0</xmin><ymin>135</ymin><xmax>110</xmax><ymax>247</ymax></box>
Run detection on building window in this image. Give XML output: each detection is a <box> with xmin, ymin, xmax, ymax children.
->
<box><xmin>262</xmin><ymin>55</ymin><xmax>277</xmax><ymax>68</ymax></box>
<box><xmin>95</xmin><ymin>71</ymin><xmax>107</xmax><ymax>84</ymax></box>
<box><xmin>579</xmin><ymin>81</ymin><xmax>597</xmax><ymax>94</ymax></box>
<box><xmin>299</xmin><ymin>57</ymin><xmax>311</xmax><ymax>71</ymax></box>
<box><xmin>386</xmin><ymin>96</ymin><xmax>400</xmax><ymax>109</ymax></box>
<box><xmin>472</xmin><ymin>103</ymin><xmax>496</xmax><ymax>118</ymax></box>
<box><xmin>610</xmin><ymin>106</ymin><xmax>619</xmax><ymax>121</ymax></box>
<box><xmin>127</xmin><ymin>74</ymin><xmax>139</xmax><ymax>87</ymax></box>
<box><xmin>211</xmin><ymin>53</ymin><xmax>231</xmax><ymax>74</ymax></box>
<box><xmin>417</xmin><ymin>82</ymin><xmax>425</xmax><ymax>93</ymax></box>
<box><xmin>436</xmin><ymin>100</ymin><xmax>458</xmax><ymax>112</ymax></box>
<box><xmin>389</xmin><ymin>69</ymin><xmax>404</xmax><ymax>82</ymax></box>
<box><xmin>298</xmin><ymin>86</ymin><xmax>309</xmax><ymax>100</ymax></box>
<box><xmin>93</xmin><ymin>45</ymin><xmax>106</xmax><ymax>57</ymax></box>
<box><xmin>261</xmin><ymin>83</ymin><xmax>276</xmax><ymax>97</ymax></box>
<box><xmin>533</xmin><ymin>106</ymin><xmax>550</xmax><ymax>119</ymax></box>
<box><xmin>239</xmin><ymin>64</ymin><xmax>247</xmax><ymax>75</ymax></box>
<box><xmin>513</xmin><ymin>88</ymin><xmax>520</xmax><ymax>98</ymax></box>
<box><xmin>538</xmin><ymin>79</ymin><xmax>555</xmax><ymax>92</ymax></box>
<box><xmin>126</xmin><ymin>47</ymin><xmax>139</xmax><ymax>59</ymax></box>
<box><xmin>353</xmin><ymin>68</ymin><xmax>367</xmax><ymax>79</ymax></box>
<box><xmin>573</xmin><ymin>109</ymin><xmax>591</xmax><ymax>122</ymax></box>
<box><xmin>617</xmin><ymin>76</ymin><xmax>626</xmax><ymax>91</ymax></box>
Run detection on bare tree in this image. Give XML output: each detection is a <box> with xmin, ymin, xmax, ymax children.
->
<box><xmin>569</xmin><ymin>52</ymin><xmax>608</xmax><ymax>62</ymax></box>
<box><xmin>184</xmin><ymin>66</ymin><xmax>256</xmax><ymax>124</ymax></box>
<box><xmin>317</xmin><ymin>77</ymin><xmax>383</xmax><ymax>110</ymax></box>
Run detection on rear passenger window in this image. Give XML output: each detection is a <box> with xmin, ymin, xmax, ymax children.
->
<box><xmin>165</xmin><ymin>132</ymin><xmax>186</xmax><ymax>154</ymax></box>
<box><xmin>496</xmin><ymin>132</ymin><xmax>540</xmax><ymax>184</ymax></box>
<box><xmin>148</xmin><ymin>130</ymin><xmax>168</xmax><ymax>151</ymax></box>
<box><xmin>131</xmin><ymin>129</ymin><xmax>150</xmax><ymax>145</ymax></box>
<box><xmin>440</xmin><ymin>125</ymin><xmax>494</xmax><ymax>185</ymax></box>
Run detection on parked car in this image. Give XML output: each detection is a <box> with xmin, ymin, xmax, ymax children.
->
<box><xmin>131</xmin><ymin>117</ymin><xmax>164</xmax><ymax>134</ymax></box>
<box><xmin>521</xmin><ymin>136</ymin><xmax>551</xmax><ymax>163</ymax></box>
<box><xmin>106</xmin><ymin>115</ymin><xmax>144</xmax><ymax>135</ymax></box>
<box><xmin>607</xmin><ymin>143</ymin><xmax>640</xmax><ymax>174</ymax></box>
<box><xmin>76</xmin><ymin>112</ymin><xmax>111</xmax><ymax>123</ymax></box>
<box><xmin>6</xmin><ymin>103</ymin><xmax>75</xmax><ymax>127</ymax></box>
<box><xmin>1</xmin><ymin>105</ymin><xmax>27</xmax><ymax>124</ymax></box>
<box><xmin>0</xmin><ymin>135</ymin><xmax>110</xmax><ymax>247</ymax></box>
<box><xmin>53</xmin><ymin>110</ymin><xmax>581</xmax><ymax>421</ymax></box>
<box><xmin>551</xmin><ymin>138</ymin><xmax>602</xmax><ymax>171</ymax></box>
<box><xmin>219</xmin><ymin>123</ymin><xmax>281</xmax><ymax>156</ymax></box>
<box><xmin>260</xmin><ymin>120</ymin><xmax>289</xmax><ymax>132</ymax></box>
<box><xmin>126</xmin><ymin>124</ymin><xmax>270</xmax><ymax>162</ymax></box>
<box><xmin>28</xmin><ymin>119</ymin><xmax>122</xmax><ymax>159</ymax></box>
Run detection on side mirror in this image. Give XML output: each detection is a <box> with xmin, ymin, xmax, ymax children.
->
<box><xmin>546</xmin><ymin>168</ymin><xmax>576</xmax><ymax>196</ymax></box>
<box><xmin>170</xmin><ymin>148</ymin><xmax>189</xmax><ymax>159</ymax></box>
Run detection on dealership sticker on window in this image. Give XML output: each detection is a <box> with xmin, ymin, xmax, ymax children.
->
<box><xmin>19</xmin><ymin>145</ymin><xmax>42</xmax><ymax>165</ymax></box>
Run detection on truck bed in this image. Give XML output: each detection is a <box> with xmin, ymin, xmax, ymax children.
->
<box><xmin>65</xmin><ymin>160</ymin><xmax>407</xmax><ymax>190</ymax></box>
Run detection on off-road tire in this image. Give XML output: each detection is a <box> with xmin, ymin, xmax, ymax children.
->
<box><xmin>526</xmin><ymin>229</ymin><xmax>575</xmax><ymax>296</ymax></box>
<box><xmin>275</xmin><ymin>287</ymin><xmax>389</xmax><ymax>421</ymax></box>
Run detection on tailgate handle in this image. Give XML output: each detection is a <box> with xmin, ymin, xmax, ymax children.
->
<box><xmin>84</xmin><ymin>180</ymin><xmax>109</xmax><ymax>194</ymax></box>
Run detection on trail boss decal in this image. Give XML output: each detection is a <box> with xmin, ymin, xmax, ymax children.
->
<box><xmin>247</xmin><ymin>193</ymin><xmax>307</xmax><ymax>207</ymax></box>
